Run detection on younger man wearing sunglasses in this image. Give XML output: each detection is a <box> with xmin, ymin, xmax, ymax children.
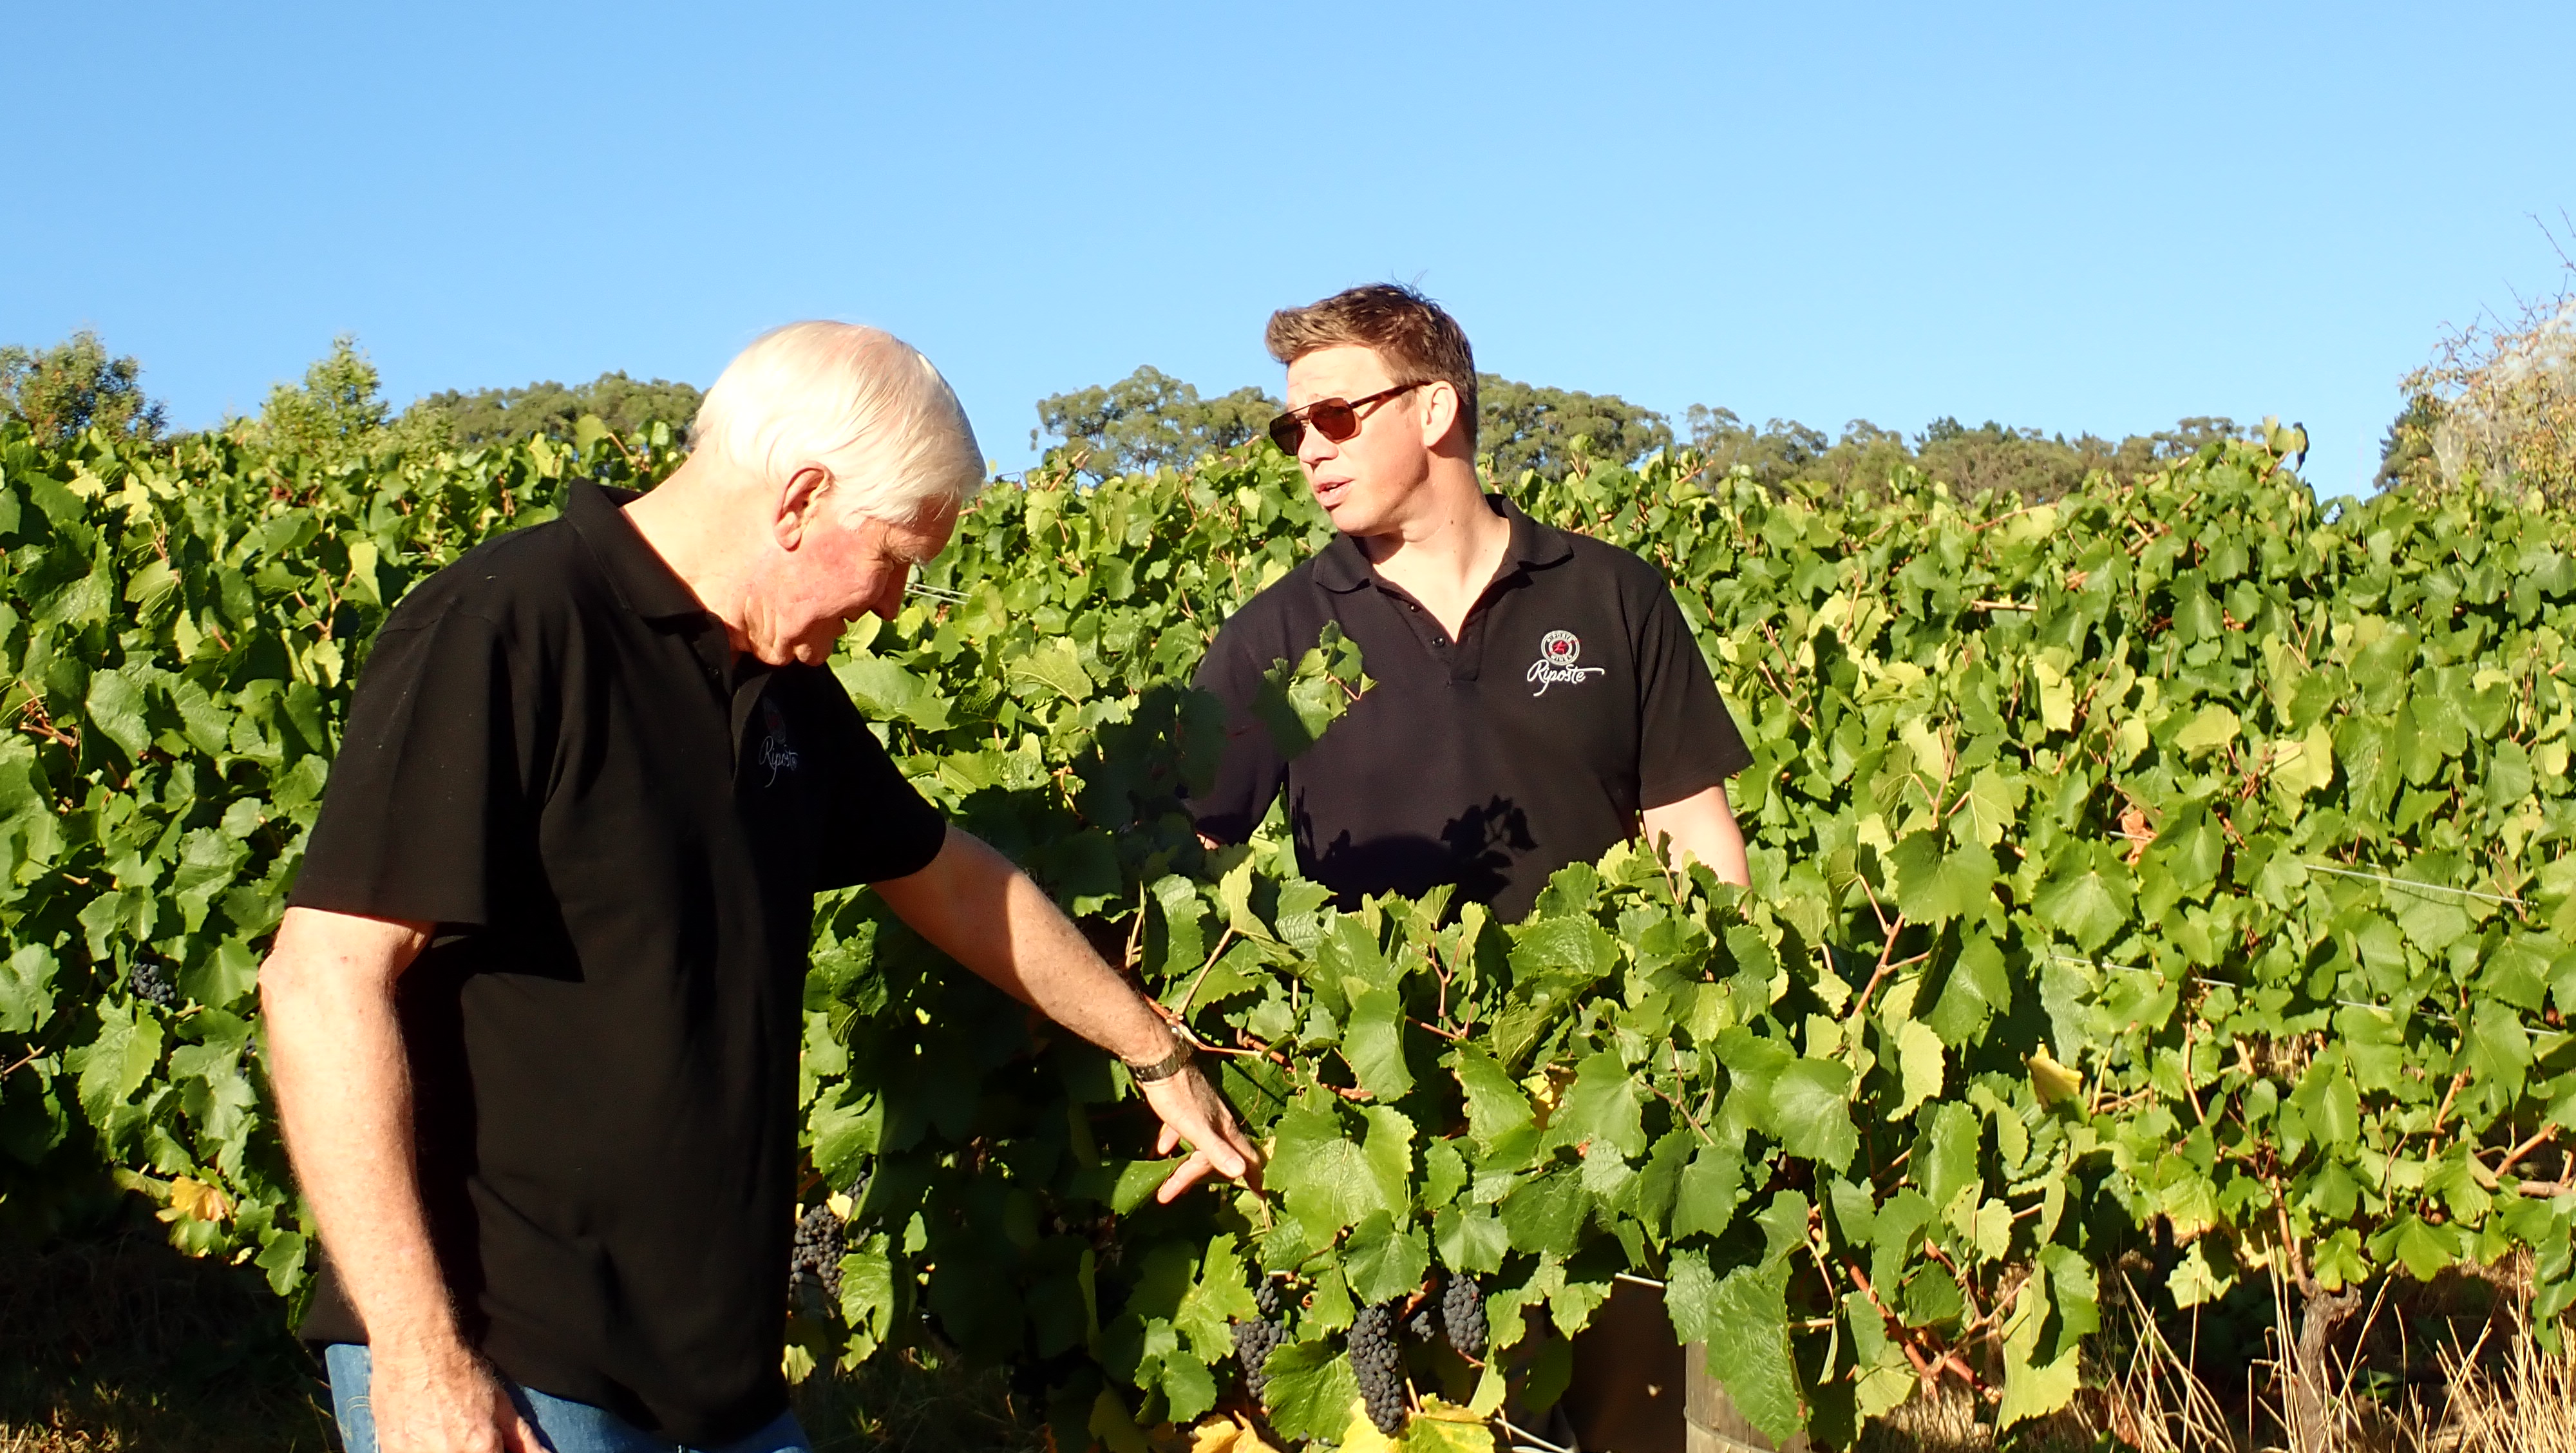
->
<box><xmin>1190</xmin><ymin>283</ymin><xmax>1752</xmax><ymax>922</ymax></box>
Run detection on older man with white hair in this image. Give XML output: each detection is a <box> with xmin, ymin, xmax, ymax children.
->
<box><xmin>260</xmin><ymin>322</ymin><xmax>1258</xmax><ymax>1453</ymax></box>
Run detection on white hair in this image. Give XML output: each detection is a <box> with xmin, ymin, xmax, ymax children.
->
<box><xmin>690</xmin><ymin>321</ymin><xmax>985</xmax><ymax>525</ymax></box>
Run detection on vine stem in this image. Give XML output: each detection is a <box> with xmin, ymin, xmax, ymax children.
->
<box><xmin>2494</xmin><ymin>1123</ymin><xmax>2559</xmax><ymax>1176</ymax></box>
<box><xmin>2425</xmin><ymin>1067</ymin><xmax>2474</xmax><ymax>1152</ymax></box>
<box><xmin>1846</xmin><ymin>922</ymin><xmax>1920</xmax><ymax>1022</ymax></box>
<box><xmin>1650</xmin><ymin>1059</ymin><xmax>1719</xmax><ymax>1148</ymax></box>
<box><xmin>1170</xmin><ymin>926</ymin><xmax>1236</xmax><ymax>1019</ymax></box>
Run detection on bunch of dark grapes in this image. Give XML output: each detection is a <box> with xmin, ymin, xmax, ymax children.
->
<box><xmin>788</xmin><ymin>1202</ymin><xmax>846</xmax><ymax>1302</ymax></box>
<box><xmin>1349</xmin><ymin>1302</ymin><xmax>1407</xmax><ymax>1436</ymax></box>
<box><xmin>1441</xmin><ymin>1274</ymin><xmax>1486</xmax><ymax>1360</ymax></box>
<box><xmin>129</xmin><ymin>961</ymin><xmax>179</xmax><ymax>1011</ymax></box>
<box><xmin>1231</xmin><ymin>1317</ymin><xmax>1287</xmax><ymax>1400</ymax></box>
<box><xmin>1233</xmin><ymin>1276</ymin><xmax>1288</xmax><ymax>1400</ymax></box>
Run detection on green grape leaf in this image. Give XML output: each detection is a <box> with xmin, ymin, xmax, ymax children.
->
<box><xmin>1258</xmin><ymin>1342</ymin><xmax>1363</xmax><ymax>1441</ymax></box>
<box><xmin>1343</xmin><ymin>987</ymin><xmax>1415</xmax><ymax>1101</ymax></box>
<box><xmin>1891</xmin><ymin>1018</ymin><xmax>1945</xmax><ymax>1120</ymax></box>
<box><xmin>1663</xmin><ymin>1248</ymin><xmax>1718</xmax><ymax>1343</ymax></box>
<box><xmin>1271</xmin><ymin>1105</ymin><xmax>1396</xmax><ymax>1240</ymax></box>
<box><xmin>1996</xmin><ymin>1255</ymin><xmax>2083</xmax><ymax>1428</ymax></box>
<box><xmin>1009</xmin><ymin>638</ymin><xmax>1095</xmax><ymax>705</ymax></box>
<box><xmin>1558</xmin><ymin>1050</ymin><xmax>1647</xmax><ymax>1159</ymax></box>
<box><xmin>1924</xmin><ymin>933</ymin><xmax>2010</xmax><ymax>1046</ymax></box>
<box><xmin>2173</xmin><ymin>704</ymin><xmax>2240</xmax><ymax>756</ymax></box>
<box><xmin>0</xmin><ymin>944</ymin><xmax>59</xmax><ymax>1035</ymax></box>
<box><xmin>1672</xmin><ymin>1143</ymin><xmax>1745</xmax><ymax>1241</ymax></box>
<box><xmin>1769</xmin><ymin>1059</ymin><xmax>1857</xmax><ymax>1171</ymax></box>
<box><xmin>1701</xmin><ymin>1258</ymin><xmax>1803</xmax><ymax>1445</ymax></box>
<box><xmin>1449</xmin><ymin>1043</ymin><xmax>1535</xmax><ymax>1151</ymax></box>
<box><xmin>2033</xmin><ymin>846</ymin><xmax>2132</xmax><ymax>951</ymax></box>
<box><xmin>1889</xmin><ymin>831</ymin><xmax>1997</xmax><ymax>924</ymax></box>
<box><xmin>1343</xmin><ymin>1211</ymin><xmax>1430</xmax><ymax>1305</ymax></box>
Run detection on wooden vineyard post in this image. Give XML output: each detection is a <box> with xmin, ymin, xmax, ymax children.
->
<box><xmin>1684</xmin><ymin>1345</ymin><xmax>1809</xmax><ymax>1453</ymax></box>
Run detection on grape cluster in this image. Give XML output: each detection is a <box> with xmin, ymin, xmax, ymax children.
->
<box><xmin>1231</xmin><ymin>1316</ymin><xmax>1287</xmax><ymax>1400</ymax></box>
<box><xmin>129</xmin><ymin>960</ymin><xmax>179</xmax><ymax>1011</ymax></box>
<box><xmin>788</xmin><ymin>1202</ymin><xmax>846</xmax><ymax>1302</ymax></box>
<box><xmin>1441</xmin><ymin>1274</ymin><xmax>1486</xmax><ymax>1360</ymax></box>
<box><xmin>1349</xmin><ymin>1302</ymin><xmax>1407</xmax><ymax>1436</ymax></box>
<box><xmin>1233</xmin><ymin>1276</ymin><xmax>1288</xmax><ymax>1400</ymax></box>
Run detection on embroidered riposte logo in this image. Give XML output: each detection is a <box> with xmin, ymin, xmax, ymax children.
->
<box><xmin>1526</xmin><ymin>629</ymin><xmax>1607</xmax><ymax>697</ymax></box>
<box><xmin>757</xmin><ymin>699</ymin><xmax>801</xmax><ymax>784</ymax></box>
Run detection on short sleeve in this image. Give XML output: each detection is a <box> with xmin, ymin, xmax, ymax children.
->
<box><xmin>1634</xmin><ymin>583</ymin><xmax>1752</xmax><ymax>810</ymax></box>
<box><xmin>1186</xmin><ymin>627</ymin><xmax>1288</xmax><ymax>846</ymax></box>
<box><xmin>289</xmin><ymin>604</ymin><xmax>529</xmax><ymax>927</ymax></box>
<box><xmin>799</xmin><ymin>676</ymin><xmax>951</xmax><ymax>888</ymax></box>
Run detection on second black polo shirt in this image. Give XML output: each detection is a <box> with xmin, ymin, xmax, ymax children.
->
<box><xmin>1191</xmin><ymin>496</ymin><xmax>1749</xmax><ymax>922</ymax></box>
<box><xmin>286</xmin><ymin>482</ymin><xmax>950</xmax><ymax>1443</ymax></box>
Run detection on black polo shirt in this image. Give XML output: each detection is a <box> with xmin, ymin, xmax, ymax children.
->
<box><xmin>1191</xmin><ymin>497</ymin><xmax>1749</xmax><ymax>922</ymax></box>
<box><xmin>287</xmin><ymin>482</ymin><xmax>949</xmax><ymax>1443</ymax></box>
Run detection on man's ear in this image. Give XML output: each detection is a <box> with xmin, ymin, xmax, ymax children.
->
<box><xmin>1419</xmin><ymin>381</ymin><xmax>1466</xmax><ymax>455</ymax></box>
<box><xmin>775</xmin><ymin>466</ymin><xmax>831</xmax><ymax>551</ymax></box>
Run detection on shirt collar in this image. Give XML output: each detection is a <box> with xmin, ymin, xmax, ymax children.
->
<box><xmin>565</xmin><ymin>482</ymin><xmax>713</xmax><ymax>621</ymax></box>
<box><xmin>1312</xmin><ymin>493</ymin><xmax>1575</xmax><ymax>593</ymax></box>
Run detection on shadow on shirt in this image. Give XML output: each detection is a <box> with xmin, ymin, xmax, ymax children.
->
<box><xmin>1305</xmin><ymin>795</ymin><xmax>1534</xmax><ymax>913</ymax></box>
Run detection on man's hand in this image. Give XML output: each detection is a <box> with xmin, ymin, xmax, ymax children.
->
<box><xmin>876</xmin><ymin>828</ymin><xmax>1262</xmax><ymax>1197</ymax></box>
<box><xmin>366</xmin><ymin>1338</ymin><xmax>545</xmax><ymax>1453</ymax></box>
<box><xmin>261</xmin><ymin>908</ymin><xmax>541</xmax><ymax>1453</ymax></box>
<box><xmin>1141</xmin><ymin>1063</ymin><xmax>1263</xmax><ymax>1202</ymax></box>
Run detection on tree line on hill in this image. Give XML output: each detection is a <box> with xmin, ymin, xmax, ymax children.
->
<box><xmin>8</xmin><ymin>302</ymin><xmax>2571</xmax><ymax>502</ymax></box>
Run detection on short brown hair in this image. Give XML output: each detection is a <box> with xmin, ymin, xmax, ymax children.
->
<box><xmin>1265</xmin><ymin>283</ymin><xmax>1477</xmax><ymax>452</ymax></box>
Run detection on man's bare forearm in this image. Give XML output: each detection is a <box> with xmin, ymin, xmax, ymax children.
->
<box><xmin>259</xmin><ymin>907</ymin><xmax>459</xmax><ymax>1352</ymax></box>
<box><xmin>872</xmin><ymin>827</ymin><xmax>1174</xmax><ymax>1065</ymax></box>
<box><xmin>1640</xmin><ymin>782</ymin><xmax>1752</xmax><ymax>888</ymax></box>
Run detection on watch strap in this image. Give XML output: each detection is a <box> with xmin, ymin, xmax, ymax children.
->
<box><xmin>1125</xmin><ymin>1029</ymin><xmax>1194</xmax><ymax>1084</ymax></box>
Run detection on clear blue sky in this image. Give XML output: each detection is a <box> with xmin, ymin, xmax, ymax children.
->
<box><xmin>10</xmin><ymin>2</ymin><xmax>2573</xmax><ymax>498</ymax></box>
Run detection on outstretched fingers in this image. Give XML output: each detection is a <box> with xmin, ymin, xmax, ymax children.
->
<box><xmin>1141</xmin><ymin>1070</ymin><xmax>1263</xmax><ymax>1202</ymax></box>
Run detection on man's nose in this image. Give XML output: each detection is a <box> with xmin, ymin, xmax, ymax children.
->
<box><xmin>1298</xmin><ymin>425</ymin><xmax>1338</xmax><ymax>470</ymax></box>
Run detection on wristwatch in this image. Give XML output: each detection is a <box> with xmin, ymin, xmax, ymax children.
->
<box><xmin>1124</xmin><ymin>1027</ymin><xmax>1195</xmax><ymax>1085</ymax></box>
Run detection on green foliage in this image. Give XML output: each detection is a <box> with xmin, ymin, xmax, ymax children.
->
<box><xmin>8</xmin><ymin>408</ymin><xmax>2576</xmax><ymax>1449</ymax></box>
<box><xmin>407</xmin><ymin>371</ymin><xmax>705</xmax><ymax>450</ymax></box>
<box><xmin>1475</xmin><ymin>375</ymin><xmax>1674</xmax><ymax>482</ymax></box>
<box><xmin>1033</xmin><ymin>366</ymin><xmax>1278</xmax><ymax>480</ymax></box>
<box><xmin>0</xmin><ymin>332</ymin><xmax>167</xmax><ymax>447</ymax></box>
<box><xmin>1687</xmin><ymin>406</ymin><xmax>2248</xmax><ymax>502</ymax></box>
<box><xmin>253</xmin><ymin>336</ymin><xmax>397</xmax><ymax>461</ymax></box>
<box><xmin>0</xmin><ymin>411</ymin><xmax>680</xmax><ymax>1258</ymax></box>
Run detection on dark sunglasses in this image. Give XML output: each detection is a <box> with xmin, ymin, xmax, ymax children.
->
<box><xmin>1266</xmin><ymin>382</ymin><xmax>1422</xmax><ymax>454</ymax></box>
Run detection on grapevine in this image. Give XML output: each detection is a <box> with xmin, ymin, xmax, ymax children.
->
<box><xmin>6</xmin><ymin>410</ymin><xmax>2576</xmax><ymax>1449</ymax></box>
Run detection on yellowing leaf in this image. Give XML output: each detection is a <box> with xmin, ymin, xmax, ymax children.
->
<box><xmin>1893</xmin><ymin>1018</ymin><xmax>1945</xmax><ymax>1119</ymax></box>
<box><xmin>1189</xmin><ymin>1414</ymin><xmax>1282</xmax><ymax>1453</ymax></box>
<box><xmin>2026</xmin><ymin>1046</ymin><xmax>2082</xmax><ymax>1107</ymax></box>
<box><xmin>160</xmin><ymin>1175</ymin><xmax>232</xmax><ymax>1224</ymax></box>
<box><xmin>2173</xmin><ymin>704</ymin><xmax>2240</xmax><ymax>756</ymax></box>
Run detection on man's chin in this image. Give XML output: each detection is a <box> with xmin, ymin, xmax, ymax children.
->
<box><xmin>1323</xmin><ymin>497</ymin><xmax>1381</xmax><ymax>536</ymax></box>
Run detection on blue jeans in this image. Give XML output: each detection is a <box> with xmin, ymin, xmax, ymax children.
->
<box><xmin>324</xmin><ymin>1344</ymin><xmax>810</xmax><ymax>1453</ymax></box>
